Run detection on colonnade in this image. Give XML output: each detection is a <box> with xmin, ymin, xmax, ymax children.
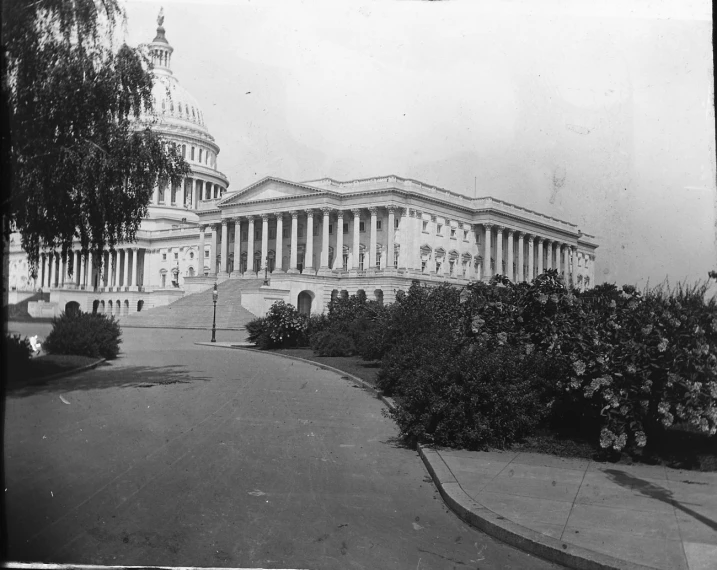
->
<box><xmin>38</xmin><ymin>247</ymin><xmax>147</xmax><ymax>292</ymax></box>
<box><xmin>152</xmin><ymin>176</ymin><xmax>225</xmax><ymax>208</ymax></box>
<box><xmin>195</xmin><ymin>206</ymin><xmax>592</xmax><ymax>286</ymax></box>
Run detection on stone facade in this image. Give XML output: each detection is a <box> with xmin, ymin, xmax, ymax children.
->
<box><xmin>6</xmin><ymin>15</ymin><xmax>598</xmax><ymax>319</ymax></box>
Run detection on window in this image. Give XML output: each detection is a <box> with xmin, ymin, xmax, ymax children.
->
<box><xmin>343</xmin><ymin>254</ymin><xmax>348</xmax><ymax>271</ymax></box>
<box><xmin>182</xmin><ymin>145</ymin><xmax>186</xmax><ymax>158</ymax></box>
<box><xmin>359</xmin><ymin>221</ymin><xmax>366</xmax><ymax>232</ymax></box>
<box><xmin>376</xmin><ymin>220</ymin><xmax>382</xmax><ymax>230</ymax></box>
<box><xmin>329</xmin><ymin>224</ymin><xmax>334</xmax><ymax>235</ymax></box>
<box><xmin>162</xmin><ymin>253</ymin><xmax>167</xmax><ymax>261</ymax></box>
<box><xmin>449</xmin><ymin>259</ymin><xmax>455</xmax><ymax>275</ymax></box>
<box><xmin>190</xmin><ymin>252</ymin><xmax>194</xmax><ymax>259</ymax></box>
<box><xmin>394</xmin><ymin>250</ymin><xmax>399</xmax><ymax>268</ymax></box>
<box><xmin>450</xmin><ymin>228</ymin><xmax>456</xmax><ymax>239</ymax></box>
<box><xmin>255</xmin><ymin>228</ymin><xmax>261</xmax><ymax>240</ymax></box>
<box><xmin>282</xmin><ymin>228</ymin><xmax>288</xmax><ymax>239</ymax></box>
<box><xmin>298</xmin><ymin>224</ymin><xmax>305</xmax><ymax>238</ymax></box>
<box><xmin>395</xmin><ymin>218</ymin><xmax>400</xmax><ymax>229</ymax></box>
<box><xmin>343</xmin><ymin>223</ymin><xmax>349</xmax><ymax>234</ymax></box>
<box><xmin>464</xmin><ymin>230</ymin><xmax>469</xmax><ymax>241</ymax></box>
<box><xmin>359</xmin><ymin>253</ymin><xmax>365</xmax><ymax>270</ymax></box>
<box><xmin>241</xmin><ymin>231</ymin><xmax>248</xmax><ymax>241</ymax></box>
<box><xmin>205</xmin><ymin>250</ymin><xmax>209</xmax><ymax>258</ymax></box>
<box><xmin>422</xmin><ymin>259</ymin><xmax>427</xmax><ymax>273</ymax></box>
<box><xmin>191</xmin><ymin>147</ymin><xmax>195</xmax><ymax>160</ymax></box>
<box><xmin>313</xmin><ymin>224</ymin><xmax>319</xmax><ymax>236</ymax></box>
<box><xmin>437</xmin><ymin>224</ymin><xmax>443</xmax><ymax>235</ymax></box>
<box><xmin>269</xmin><ymin>227</ymin><xmax>276</xmax><ymax>239</ymax></box>
<box><xmin>174</xmin><ymin>252</ymin><xmax>179</xmax><ymax>260</ymax></box>
<box><xmin>422</xmin><ymin>221</ymin><xmax>429</xmax><ymax>232</ymax></box>
<box><xmin>199</xmin><ymin>149</ymin><xmax>203</xmax><ymax>163</ymax></box>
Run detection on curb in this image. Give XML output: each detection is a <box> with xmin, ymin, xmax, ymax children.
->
<box><xmin>416</xmin><ymin>446</ymin><xmax>658</xmax><ymax>570</ymax></box>
<box><xmin>193</xmin><ymin>342</ymin><xmax>658</xmax><ymax>570</ymax></box>
<box><xmin>28</xmin><ymin>357</ymin><xmax>106</xmax><ymax>384</ymax></box>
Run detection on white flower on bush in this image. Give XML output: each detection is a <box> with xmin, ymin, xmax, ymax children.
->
<box><xmin>496</xmin><ymin>332</ymin><xmax>508</xmax><ymax>345</ymax></box>
<box><xmin>573</xmin><ymin>360</ymin><xmax>586</xmax><ymax>376</ymax></box>
<box><xmin>657</xmin><ymin>338</ymin><xmax>668</xmax><ymax>352</ymax></box>
<box><xmin>471</xmin><ymin>316</ymin><xmax>485</xmax><ymax>333</ymax></box>
<box><xmin>635</xmin><ymin>431</ymin><xmax>647</xmax><ymax>447</ymax></box>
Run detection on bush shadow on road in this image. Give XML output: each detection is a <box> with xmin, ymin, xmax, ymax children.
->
<box><xmin>5</xmin><ymin>362</ymin><xmax>214</xmax><ymax>398</ymax></box>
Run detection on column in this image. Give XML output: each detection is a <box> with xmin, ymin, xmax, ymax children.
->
<box><xmin>305</xmin><ymin>209</ymin><xmax>314</xmax><ymax>274</ymax></box>
<box><xmin>496</xmin><ymin>226</ymin><xmax>504</xmax><ymax>276</ymax></box>
<box><xmin>334</xmin><ymin>211</ymin><xmax>344</xmax><ymax>271</ymax></box>
<box><xmin>117</xmin><ymin>248</ymin><xmax>129</xmax><ymax>287</ymax></box>
<box><xmin>368</xmin><ymin>207</ymin><xmax>378</xmax><ymax>270</ymax></box>
<box><xmin>195</xmin><ymin>180</ymin><xmax>202</xmax><ymax>210</ymax></box>
<box><xmin>275</xmin><ymin>214</ymin><xmax>283</xmax><ymax>273</ymax></box>
<box><xmin>351</xmin><ymin>208</ymin><xmax>361</xmax><ymax>271</ymax></box>
<box><xmin>47</xmin><ymin>252</ymin><xmax>54</xmax><ymax>288</ymax></box>
<box><xmin>562</xmin><ymin>245</ymin><xmax>569</xmax><ymax>284</ymax></box>
<box><xmin>197</xmin><ymin>225</ymin><xmax>206</xmax><ymax>277</ymax></box>
<box><xmin>544</xmin><ymin>240</ymin><xmax>552</xmax><ymax>271</ymax></box>
<box><xmin>260</xmin><ymin>214</ymin><xmax>269</xmax><ymax>272</ymax></box>
<box><xmin>142</xmin><ymin>248</ymin><xmax>150</xmax><ymax>289</ymax></box>
<box><xmin>527</xmin><ymin>235</ymin><xmax>535</xmax><ymax>281</ymax></box>
<box><xmin>288</xmin><ymin>211</ymin><xmax>299</xmax><ymax>274</ymax></box>
<box><xmin>152</xmin><ymin>184</ymin><xmax>159</xmax><ymax>205</ymax></box>
<box><xmin>87</xmin><ymin>251</ymin><xmax>94</xmax><ymax>291</ymax></box>
<box><xmin>232</xmin><ymin>218</ymin><xmax>242</xmax><ymax>276</ymax></box>
<box><xmin>319</xmin><ymin>207</ymin><xmax>331</xmax><ymax>275</ymax></box>
<box><xmin>108</xmin><ymin>250</ymin><xmax>115</xmax><ymax>289</ymax></box>
<box><xmin>76</xmin><ymin>250</ymin><xmax>82</xmax><ymax>288</ymax></box>
<box><xmin>128</xmin><ymin>247</ymin><xmax>139</xmax><ymax>291</ymax></box>
<box><xmin>246</xmin><ymin>216</ymin><xmax>255</xmax><ymax>273</ymax></box>
<box><xmin>398</xmin><ymin>208</ymin><xmax>409</xmax><ymax>271</ymax></box>
<box><xmin>387</xmin><ymin>206</ymin><xmax>395</xmax><ymax>272</ymax></box>
<box><xmin>570</xmin><ymin>246</ymin><xmax>577</xmax><ymax>288</ymax></box>
<box><xmin>483</xmin><ymin>224</ymin><xmax>492</xmax><ymax>280</ymax></box>
<box><xmin>517</xmin><ymin>233</ymin><xmax>525</xmax><ymax>283</ymax></box>
<box><xmin>443</xmin><ymin>215</ymin><xmax>450</xmax><ymax>276</ymax></box>
<box><xmin>210</xmin><ymin>225</ymin><xmax>218</xmax><ymax>275</ymax></box>
<box><xmin>537</xmin><ymin>238</ymin><xmax>544</xmax><ymax>275</ymax></box>
<box><xmin>220</xmin><ymin>220</ymin><xmax>229</xmax><ymax>275</ymax></box>
<box><xmin>507</xmin><ymin>230</ymin><xmax>515</xmax><ymax>282</ymax></box>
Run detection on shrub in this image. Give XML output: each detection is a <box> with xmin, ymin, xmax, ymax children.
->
<box><xmin>5</xmin><ymin>334</ymin><xmax>33</xmax><ymax>376</ymax></box>
<box><xmin>310</xmin><ymin>329</ymin><xmax>356</xmax><ymax>356</ymax></box>
<box><xmin>248</xmin><ymin>301</ymin><xmax>309</xmax><ymax>349</ymax></box>
<box><xmin>386</xmin><ymin>345</ymin><xmax>557</xmax><ymax>449</ymax></box>
<box><xmin>44</xmin><ymin>311</ymin><xmax>122</xmax><ymax>359</ymax></box>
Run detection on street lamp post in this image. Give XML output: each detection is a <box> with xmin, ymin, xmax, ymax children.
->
<box><xmin>211</xmin><ymin>282</ymin><xmax>218</xmax><ymax>342</ymax></box>
<box><xmin>263</xmin><ymin>255</ymin><xmax>269</xmax><ymax>286</ymax></box>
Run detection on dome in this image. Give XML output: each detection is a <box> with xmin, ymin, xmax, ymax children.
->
<box><xmin>140</xmin><ymin>11</ymin><xmax>212</xmax><ymax>138</ymax></box>
<box><xmin>150</xmin><ymin>74</ymin><xmax>209</xmax><ymax>134</ymax></box>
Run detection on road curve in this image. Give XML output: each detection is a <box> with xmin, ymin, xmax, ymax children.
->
<box><xmin>5</xmin><ymin>326</ymin><xmax>560</xmax><ymax>570</ymax></box>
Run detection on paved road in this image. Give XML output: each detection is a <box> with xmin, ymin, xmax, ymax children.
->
<box><xmin>5</xmin><ymin>325</ymin><xmax>560</xmax><ymax>569</ymax></box>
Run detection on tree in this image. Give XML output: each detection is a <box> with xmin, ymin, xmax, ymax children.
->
<box><xmin>1</xmin><ymin>0</ymin><xmax>189</xmax><ymax>277</ymax></box>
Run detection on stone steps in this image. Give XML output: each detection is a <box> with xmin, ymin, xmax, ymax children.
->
<box><xmin>120</xmin><ymin>279</ymin><xmax>264</xmax><ymax>330</ymax></box>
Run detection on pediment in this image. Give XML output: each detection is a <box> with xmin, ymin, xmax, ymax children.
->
<box><xmin>219</xmin><ymin>177</ymin><xmax>326</xmax><ymax>206</ymax></box>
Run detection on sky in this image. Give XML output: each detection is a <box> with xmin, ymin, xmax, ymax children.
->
<box><xmin>122</xmin><ymin>0</ymin><xmax>716</xmax><ymax>288</ymax></box>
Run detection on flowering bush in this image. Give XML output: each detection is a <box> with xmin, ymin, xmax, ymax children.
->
<box><xmin>248</xmin><ymin>301</ymin><xmax>309</xmax><ymax>349</ymax></box>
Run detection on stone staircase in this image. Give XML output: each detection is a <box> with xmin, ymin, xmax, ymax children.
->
<box><xmin>120</xmin><ymin>279</ymin><xmax>264</xmax><ymax>330</ymax></box>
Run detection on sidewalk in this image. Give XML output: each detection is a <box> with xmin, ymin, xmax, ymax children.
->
<box><xmin>422</xmin><ymin>447</ymin><xmax>717</xmax><ymax>570</ymax></box>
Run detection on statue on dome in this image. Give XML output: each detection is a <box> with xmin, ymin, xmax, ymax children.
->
<box><xmin>157</xmin><ymin>8</ymin><xmax>164</xmax><ymax>27</ymax></box>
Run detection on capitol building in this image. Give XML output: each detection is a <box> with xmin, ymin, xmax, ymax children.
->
<box><xmin>7</xmin><ymin>16</ymin><xmax>598</xmax><ymax>319</ymax></box>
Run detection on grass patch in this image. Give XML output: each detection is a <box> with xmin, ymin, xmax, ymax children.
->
<box><xmin>268</xmin><ymin>347</ymin><xmax>380</xmax><ymax>387</ymax></box>
<box><xmin>7</xmin><ymin>354</ymin><xmax>100</xmax><ymax>384</ymax></box>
